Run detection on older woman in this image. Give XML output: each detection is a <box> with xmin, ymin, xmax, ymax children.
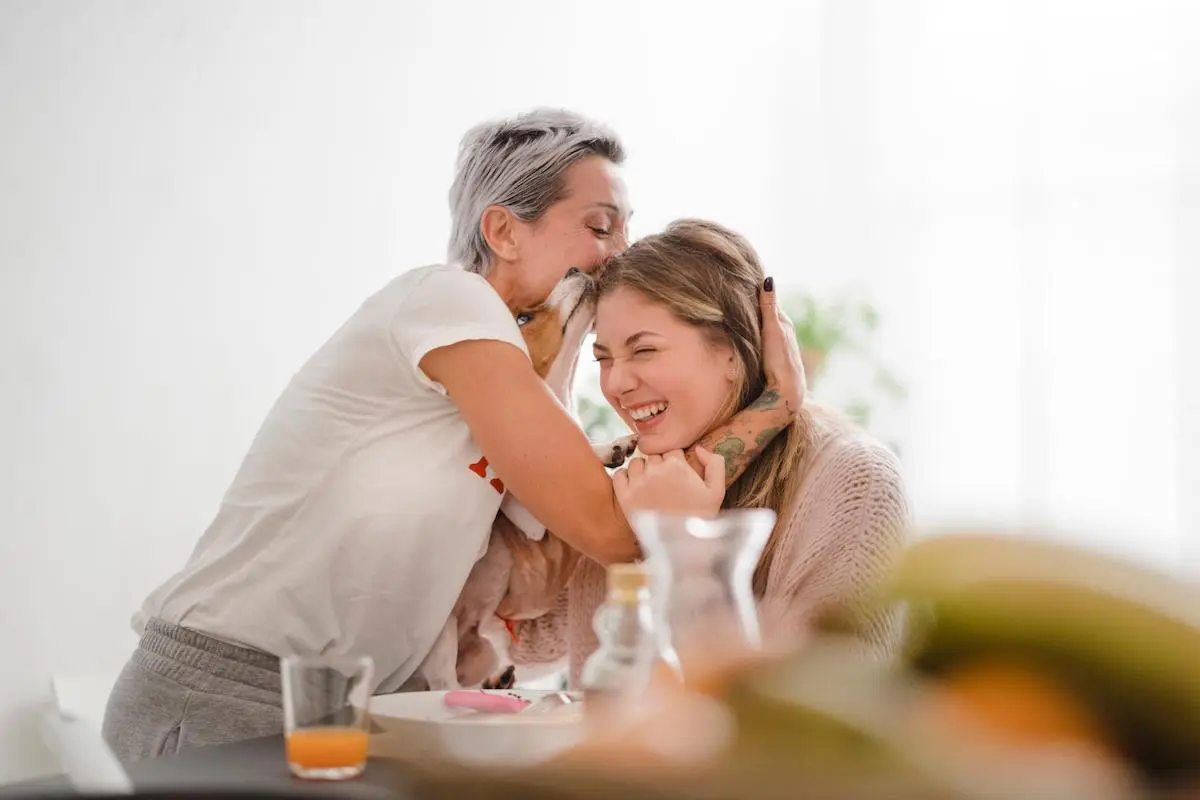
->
<box><xmin>102</xmin><ymin>109</ymin><xmax>804</xmax><ymax>760</ymax></box>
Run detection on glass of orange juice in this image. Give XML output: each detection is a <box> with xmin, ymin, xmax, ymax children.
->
<box><xmin>281</xmin><ymin>654</ymin><xmax>374</xmax><ymax>780</ymax></box>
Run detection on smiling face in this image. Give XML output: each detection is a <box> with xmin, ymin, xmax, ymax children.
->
<box><xmin>593</xmin><ymin>286</ymin><xmax>737</xmax><ymax>454</ymax></box>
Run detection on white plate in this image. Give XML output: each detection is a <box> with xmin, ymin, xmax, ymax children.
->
<box><xmin>366</xmin><ymin>689</ymin><xmax>585</xmax><ymax>767</ymax></box>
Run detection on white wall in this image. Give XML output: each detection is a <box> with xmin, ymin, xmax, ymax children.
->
<box><xmin>1</xmin><ymin>0</ymin><xmax>1194</xmax><ymax>783</ymax></box>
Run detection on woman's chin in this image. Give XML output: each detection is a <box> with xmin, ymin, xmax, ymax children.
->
<box><xmin>634</xmin><ymin>430</ymin><xmax>692</xmax><ymax>457</ymax></box>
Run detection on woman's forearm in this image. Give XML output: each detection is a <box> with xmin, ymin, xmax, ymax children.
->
<box><xmin>423</xmin><ymin>339</ymin><xmax>639</xmax><ymax>565</ymax></box>
<box><xmin>689</xmin><ymin>386</ymin><xmax>794</xmax><ymax>487</ymax></box>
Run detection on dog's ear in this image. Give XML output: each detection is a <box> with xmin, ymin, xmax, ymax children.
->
<box><xmin>494</xmin><ymin>517</ymin><xmax>580</xmax><ymax>620</ymax></box>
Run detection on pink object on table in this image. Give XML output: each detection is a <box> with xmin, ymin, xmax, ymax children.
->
<box><xmin>443</xmin><ymin>690</ymin><xmax>531</xmax><ymax>714</ymax></box>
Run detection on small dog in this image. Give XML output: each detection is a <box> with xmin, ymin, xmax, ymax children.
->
<box><xmin>412</xmin><ymin>268</ymin><xmax>637</xmax><ymax>691</ymax></box>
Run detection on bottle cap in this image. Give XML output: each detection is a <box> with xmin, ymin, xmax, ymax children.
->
<box><xmin>607</xmin><ymin>562</ymin><xmax>647</xmax><ymax>594</ymax></box>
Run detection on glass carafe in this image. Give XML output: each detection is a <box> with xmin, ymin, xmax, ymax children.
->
<box><xmin>630</xmin><ymin>509</ymin><xmax>775</xmax><ymax>684</ymax></box>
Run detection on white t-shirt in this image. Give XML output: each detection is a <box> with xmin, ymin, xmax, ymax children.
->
<box><xmin>135</xmin><ymin>265</ymin><xmax>529</xmax><ymax>693</ymax></box>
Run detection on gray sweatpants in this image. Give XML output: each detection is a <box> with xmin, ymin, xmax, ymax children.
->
<box><xmin>101</xmin><ymin>618</ymin><xmax>285</xmax><ymax>761</ymax></box>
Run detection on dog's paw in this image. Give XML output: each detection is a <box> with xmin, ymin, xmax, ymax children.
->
<box><xmin>596</xmin><ymin>434</ymin><xmax>639</xmax><ymax>468</ymax></box>
<box><xmin>481</xmin><ymin>664</ymin><xmax>517</xmax><ymax>691</ymax></box>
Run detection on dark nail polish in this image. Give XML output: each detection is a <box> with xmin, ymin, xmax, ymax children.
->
<box><xmin>764</xmin><ymin>276</ymin><xmax>774</xmax><ymax>292</ymax></box>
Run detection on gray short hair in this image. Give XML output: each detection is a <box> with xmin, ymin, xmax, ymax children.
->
<box><xmin>448</xmin><ymin>108</ymin><xmax>625</xmax><ymax>275</ymax></box>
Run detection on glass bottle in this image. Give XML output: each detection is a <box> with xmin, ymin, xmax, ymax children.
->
<box><xmin>579</xmin><ymin>563</ymin><xmax>657</xmax><ymax>719</ymax></box>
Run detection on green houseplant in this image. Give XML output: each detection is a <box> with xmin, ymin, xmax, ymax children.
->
<box><xmin>784</xmin><ymin>291</ymin><xmax>907</xmax><ymax>429</ymax></box>
<box><xmin>576</xmin><ymin>393</ymin><xmax>628</xmax><ymax>442</ymax></box>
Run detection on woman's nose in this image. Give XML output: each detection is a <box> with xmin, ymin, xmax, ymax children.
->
<box><xmin>611</xmin><ymin>229</ymin><xmax>629</xmax><ymax>253</ymax></box>
<box><xmin>604</xmin><ymin>358</ymin><xmax>637</xmax><ymax>397</ymax></box>
<box><xmin>601</xmin><ymin>224</ymin><xmax>629</xmax><ymax>257</ymax></box>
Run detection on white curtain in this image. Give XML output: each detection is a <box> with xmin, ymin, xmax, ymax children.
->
<box><xmin>575</xmin><ymin>0</ymin><xmax>1195</xmax><ymax>569</ymax></box>
<box><xmin>800</xmin><ymin>0</ymin><xmax>1193</xmax><ymax>567</ymax></box>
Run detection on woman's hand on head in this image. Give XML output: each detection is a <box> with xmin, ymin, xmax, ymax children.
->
<box><xmin>613</xmin><ymin>448</ymin><xmax>726</xmax><ymax>520</ymax></box>
<box><xmin>760</xmin><ymin>278</ymin><xmax>806</xmax><ymax>415</ymax></box>
<box><xmin>680</xmin><ymin>280</ymin><xmax>803</xmax><ymax>490</ymax></box>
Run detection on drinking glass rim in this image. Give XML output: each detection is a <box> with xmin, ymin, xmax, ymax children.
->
<box><xmin>279</xmin><ymin>654</ymin><xmax>375</xmax><ymax>679</ymax></box>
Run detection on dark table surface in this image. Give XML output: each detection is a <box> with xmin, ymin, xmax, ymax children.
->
<box><xmin>0</xmin><ymin>736</ymin><xmax>413</xmax><ymax>799</ymax></box>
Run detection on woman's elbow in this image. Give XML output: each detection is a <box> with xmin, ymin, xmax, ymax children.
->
<box><xmin>565</xmin><ymin>502</ymin><xmax>639</xmax><ymax>566</ymax></box>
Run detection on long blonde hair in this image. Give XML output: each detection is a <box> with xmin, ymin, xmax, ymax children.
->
<box><xmin>596</xmin><ymin>219</ymin><xmax>811</xmax><ymax>595</ymax></box>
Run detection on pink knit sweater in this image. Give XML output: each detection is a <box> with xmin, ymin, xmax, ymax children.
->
<box><xmin>509</xmin><ymin>409</ymin><xmax>911</xmax><ymax>685</ymax></box>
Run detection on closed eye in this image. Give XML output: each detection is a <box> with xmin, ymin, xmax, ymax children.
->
<box><xmin>588</xmin><ymin>226</ymin><xmax>611</xmax><ymax>237</ymax></box>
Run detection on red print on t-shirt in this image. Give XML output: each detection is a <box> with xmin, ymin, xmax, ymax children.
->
<box><xmin>468</xmin><ymin>456</ymin><xmax>505</xmax><ymax>494</ymax></box>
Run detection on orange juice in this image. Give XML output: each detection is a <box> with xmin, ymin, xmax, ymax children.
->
<box><xmin>286</xmin><ymin>726</ymin><xmax>369</xmax><ymax>771</ymax></box>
